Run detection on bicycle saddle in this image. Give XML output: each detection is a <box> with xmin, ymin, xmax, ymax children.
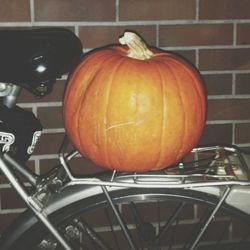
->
<box><xmin>0</xmin><ymin>28</ymin><xmax>83</xmax><ymax>96</ymax></box>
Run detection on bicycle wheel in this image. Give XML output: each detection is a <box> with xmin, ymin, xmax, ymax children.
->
<box><xmin>2</xmin><ymin>187</ymin><xmax>250</xmax><ymax>250</ymax></box>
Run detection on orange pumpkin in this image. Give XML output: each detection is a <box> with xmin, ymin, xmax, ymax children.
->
<box><xmin>63</xmin><ymin>32</ymin><xmax>206</xmax><ymax>172</ymax></box>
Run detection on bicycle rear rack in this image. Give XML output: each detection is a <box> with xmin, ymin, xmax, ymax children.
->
<box><xmin>57</xmin><ymin>138</ymin><xmax>250</xmax><ymax>250</ymax></box>
<box><xmin>57</xmin><ymin>141</ymin><xmax>250</xmax><ymax>250</ymax></box>
<box><xmin>58</xmin><ymin>137</ymin><xmax>250</xmax><ymax>190</ymax></box>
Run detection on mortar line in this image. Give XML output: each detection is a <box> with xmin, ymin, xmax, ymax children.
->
<box><xmin>196</xmin><ymin>0</ymin><xmax>200</xmax><ymax>20</ymax></box>
<box><xmin>156</xmin><ymin>24</ymin><xmax>159</xmax><ymax>47</ymax></box>
<box><xmin>233</xmin><ymin>21</ymin><xmax>237</xmax><ymax>46</ymax></box>
<box><xmin>30</xmin><ymin>0</ymin><xmax>35</xmax><ymax>24</ymax></box>
<box><xmin>206</xmin><ymin>120</ymin><xmax>250</xmax><ymax>124</ymax></box>
<box><xmin>232</xmin><ymin>122</ymin><xmax>236</xmax><ymax>144</ymax></box>
<box><xmin>116</xmin><ymin>0</ymin><xmax>119</xmax><ymax>22</ymax></box>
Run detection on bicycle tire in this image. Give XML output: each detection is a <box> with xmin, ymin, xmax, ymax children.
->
<box><xmin>1</xmin><ymin>188</ymin><xmax>250</xmax><ymax>250</ymax></box>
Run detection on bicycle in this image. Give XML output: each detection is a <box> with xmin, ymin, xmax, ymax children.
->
<box><xmin>0</xmin><ymin>28</ymin><xmax>250</xmax><ymax>250</ymax></box>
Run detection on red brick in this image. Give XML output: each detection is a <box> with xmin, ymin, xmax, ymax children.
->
<box><xmin>159</xmin><ymin>24</ymin><xmax>233</xmax><ymax>47</ymax></box>
<box><xmin>203</xmin><ymin>74</ymin><xmax>232</xmax><ymax>95</ymax></box>
<box><xmin>199</xmin><ymin>124</ymin><xmax>232</xmax><ymax>145</ymax></box>
<box><xmin>119</xmin><ymin>0</ymin><xmax>196</xmax><ymax>20</ymax></box>
<box><xmin>69</xmin><ymin>157</ymin><xmax>105</xmax><ymax>175</ymax></box>
<box><xmin>34</xmin><ymin>0</ymin><xmax>115</xmax><ymax>21</ymax></box>
<box><xmin>40</xmin><ymin>156</ymin><xmax>103</xmax><ymax>175</ymax></box>
<box><xmin>235</xmin><ymin>123</ymin><xmax>250</xmax><ymax>144</ymax></box>
<box><xmin>237</xmin><ymin>23</ymin><xmax>250</xmax><ymax>45</ymax></box>
<box><xmin>0</xmin><ymin>0</ymin><xmax>30</xmax><ymax>22</ymax></box>
<box><xmin>199</xmin><ymin>48</ymin><xmax>250</xmax><ymax>71</ymax></box>
<box><xmin>0</xmin><ymin>160</ymin><xmax>34</xmax><ymax>184</ymax></box>
<box><xmin>79</xmin><ymin>26</ymin><xmax>156</xmax><ymax>49</ymax></box>
<box><xmin>1</xmin><ymin>188</ymin><xmax>25</xmax><ymax>209</ymax></box>
<box><xmin>207</xmin><ymin>99</ymin><xmax>250</xmax><ymax>120</ymax></box>
<box><xmin>34</xmin><ymin>132</ymin><xmax>65</xmax><ymax>155</ymax></box>
<box><xmin>200</xmin><ymin>0</ymin><xmax>250</xmax><ymax>19</ymax></box>
<box><xmin>236</xmin><ymin>73</ymin><xmax>250</xmax><ymax>94</ymax></box>
<box><xmin>39</xmin><ymin>158</ymin><xmax>60</xmax><ymax>174</ymax></box>
<box><xmin>37</xmin><ymin>106</ymin><xmax>63</xmax><ymax>129</ymax></box>
<box><xmin>171</xmin><ymin>50</ymin><xmax>196</xmax><ymax>66</ymax></box>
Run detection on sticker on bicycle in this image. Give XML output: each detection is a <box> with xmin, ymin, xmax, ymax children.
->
<box><xmin>0</xmin><ymin>131</ymin><xmax>15</xmax><ymax>152</ymax></box>
<box><xmin>27</xmin><ymin>130</ymin><xmax>42</xmax><ymax>154</ymax></box>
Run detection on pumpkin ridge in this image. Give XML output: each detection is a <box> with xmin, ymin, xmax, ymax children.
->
<box><xmin>64</xmin><ymin>51</ymin><xmax>110</xmax><ymax>135</ymax></box>
<box><xmin>162</xmin><ymin>60</ymin><xmax>186</xmax><ymax>163</ymax></box>
<box><xmin>170</xmin><ymin>63</ymin><xmax>187</xmax><ymax>162</ymax></box>
<box><xmin>74</xmin><ymin>51</ymin><xmax>117</xmax><ymax>159</ymax></box>
<box><xmin>167</xmin><ymin>56</ymin><xmax>205</xmax><ymax>127</ymax></box>
<box><xmin>76</xmin><ymin>66</ymin><xmax>104</xmax><ymax>157</ymax></box>
<box><xmin>74</xmin><ymin>66</ymin><xmax>101</xmax><ymax>117</ymax></box>
<box><xmin>134</xmin><ymin>66</ymin><xmax>139</xmax><ymax>169</ymax></box>
<box><xmin>152</xmin><ymin>62</ymin><xmax>167</xmax><ymax>168</ymax></box>
<box><xmin>104</xmin><ymin>56</ymin><xmax>128</xmax><ymax>169</ymax></box>
<box><xmin>75</xmin><ymin>52</ymin><xmax>125</xmax><ymax>167</ymax></box>
<box><xmin>182</xmin><ymin>63</ymin><xmax>205</xmax><ymax>132</ymax></box>
<box><xmin>64</xmin><ymin>60</ymin><xmax>91</xmax><ymax>118</ymax></box>
<box><xmin>165</xmin><ymin>56</ymin><xmax>205</xmax><ymax>157</ymax></box>
<box><xmin>168</xmin><ymin>59</ymin><xmax>204</xmax><ymax>114</ymax></box>
<box><xmin>65</xmin><ymin>65</ymin><xmax>97</xmax><ymax>156</ymax></box>
<box><xmin>74</xmin><ymin>52</ymin><xmax>114</xmax><ymax>155</ymax></box>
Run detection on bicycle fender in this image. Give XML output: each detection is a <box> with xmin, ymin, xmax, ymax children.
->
<box><xmin>44</xmin><ymin>183</ymin><xmax>126</xmax><ymax>214</ymax></box>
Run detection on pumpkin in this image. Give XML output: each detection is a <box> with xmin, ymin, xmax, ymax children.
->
<box><xmin>63</xmin><ymin>32</ymin><xmax>206</xmax><ymax>172</ymax></box>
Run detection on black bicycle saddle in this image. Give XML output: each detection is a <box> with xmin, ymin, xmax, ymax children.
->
<box><xmin>0</xmin><ymin>28</ymin><xmax>83</xmax><ymax>96</ymax></box>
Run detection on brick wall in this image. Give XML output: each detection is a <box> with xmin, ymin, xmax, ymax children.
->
<box><xmin>1</xmin><ymin>0</ymin><xmax>250</xmax><ymax>234</ymax></box>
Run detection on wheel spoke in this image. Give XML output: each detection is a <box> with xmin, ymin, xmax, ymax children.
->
<box><xmin>212</xmin><ymin>217</ymin><xmax>232</xmax><ymax>250</ymax></box>
<box><xmin>73</xmin><ymin>219</ymin><xmax>112</xmax><ymax>250</ymax></box>
<box><xmin>104</xmin><ymin>207</ymin><xmax>121</xmax><ymax>250</ymax></box>
<box><xmin>188</xmin><ymin>187</ymin><xmax>231</xmax><ymax>250</ymax></box>
<box><xmin>154</xmin><ymin>201</ymin><xmax>186</xmax><ymax>245</ymax></box>
<box><xmin>129</xmin><ymin>202</ymin><xmax>145</xmax><ymax>249</ymax></box>
<box><xmin>102</xmin><ymin>186</ymin><xmax>138</xmax><ymax>250</ymax></box>
<box><xmin>184</xmin><ymin>206</ymin><xmax>212</xmax><ymax>249</ymax></box>
<box><xmin>129</xmin><ymin>201</ymin><xmax>159</xmax><ymax>249</ymax></box>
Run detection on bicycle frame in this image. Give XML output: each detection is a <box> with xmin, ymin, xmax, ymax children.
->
<box><xmin>1</xmin><ymin>138</ymin><xmax>250</xmax><ymax>250</ymax></box>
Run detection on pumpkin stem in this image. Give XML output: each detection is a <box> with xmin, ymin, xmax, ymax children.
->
<box><xmin>119</xmin><ymin>32</ymin><xmax>153</xmax><ymax>60</ymax></box>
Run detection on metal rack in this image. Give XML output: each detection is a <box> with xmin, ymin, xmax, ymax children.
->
<box><xmin>58</xmin><ymin>139</ymin><xmax>250</xmax><ymax>190</ymax></box>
